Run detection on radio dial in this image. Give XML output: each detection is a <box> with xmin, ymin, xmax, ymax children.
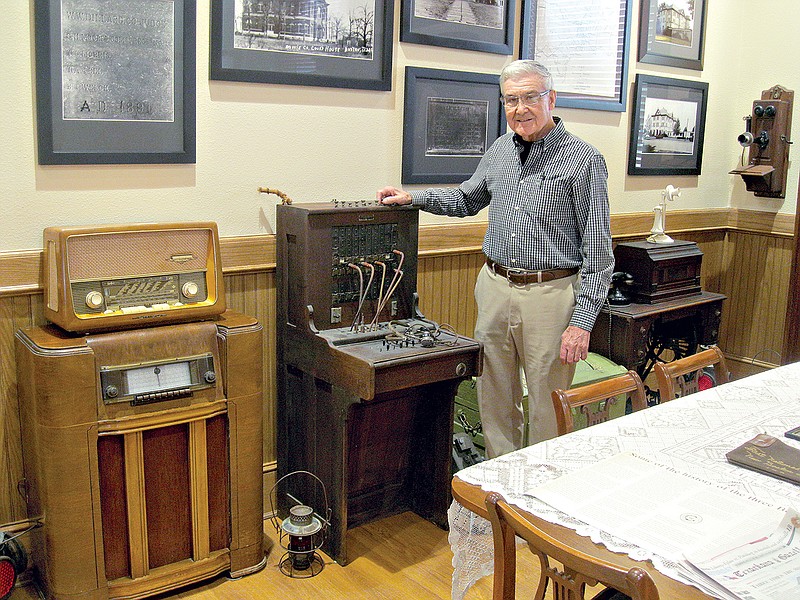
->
<box><xmin>85</xmin><ymin>290</ymin><xmax>104</xmax><ymax>309</ymax></box>
<box><xmin>105</xmin><ymin>385</ymin><xmax>119</xmax><ymax>399</ymax></box>
<box><xmin>182</xmin><ymin>281</ymin><xmax>199</xmax><ymax>299</ymax></box>
<box><xmin>204</xmin><ymin>370</ymin><xmax>217</xmax><ymax>383</ymax></box>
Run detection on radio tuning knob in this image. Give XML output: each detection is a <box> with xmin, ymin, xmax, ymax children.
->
<box><xmin>204</xmin><ymin>371</ymin><xmax>217</xmax><ymax>383</ymax></box>
<box><xmin>85</xmin><ymin>290</ymin><xmax>104</xmax><ymax>309</ymax></box>
<box><xmin>105</xmin><ymin>385</ymin><xmax>119</xmax><ymax>399</ymax></box>
<box><xmin>182</xmin><ymin>281</ymin><xmax>199</xmax><ymax>299</ymax></box>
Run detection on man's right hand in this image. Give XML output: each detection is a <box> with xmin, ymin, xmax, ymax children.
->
<box><xmin>377</xmin><ymin>186</ymin><xmax>412</xmax><ymax>206</ymax></box>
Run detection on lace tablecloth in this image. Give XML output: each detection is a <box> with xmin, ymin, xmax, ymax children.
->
<box><xmin>449</xmin><ymin>362</ymin><xmax>800</xmax><ymax>599</ymax></box>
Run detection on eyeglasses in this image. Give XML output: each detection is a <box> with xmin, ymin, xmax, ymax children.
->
<box><xmin>500</xmin><ymin>90</ymin><xmax>550</xmax><ymax>109</ymax></box>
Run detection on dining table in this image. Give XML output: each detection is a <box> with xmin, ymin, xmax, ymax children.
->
<box><xmin>448</xmin><ymin>361</ymin><xmax>800</xmax><ymax>599</ymax></box>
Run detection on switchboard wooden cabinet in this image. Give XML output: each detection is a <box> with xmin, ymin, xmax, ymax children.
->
<box><xmin>276</xmin><ymin>203</ymin><xmax>483</xmax><ymax>564</ymax></box>
<box><xmin>15</xmin><ymin>311</ymin><xmax>265</xmax><ymax>600</ymax></box>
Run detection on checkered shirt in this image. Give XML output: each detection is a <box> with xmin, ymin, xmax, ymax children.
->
<box><xmin>411</xmin><ymin>118</ymin><xmax>614</xmax><ymax>331</ymax></box>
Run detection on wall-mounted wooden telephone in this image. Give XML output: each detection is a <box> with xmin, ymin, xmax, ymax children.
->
<box><xmin>608</xmin><ymin>271</ymin><xmax>635</xmax><ymax>306</ymax></box>
<box><xmin>730</xmin><ymin>84</ymin><xmax>793</xmax><ymax>198</ymax></box>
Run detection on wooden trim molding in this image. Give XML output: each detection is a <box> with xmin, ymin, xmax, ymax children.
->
<box><xmin>0</xmin><ymin>207</ymin><xmax>794</xmax><ymax>297</ymax></box>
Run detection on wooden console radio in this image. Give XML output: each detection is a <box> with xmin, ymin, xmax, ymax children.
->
<box><xmin>16</xmin><ymin>223</ymin><xmax>265</xmax><ymax>600</ymax></box>
<box><xmin>276</xmin><ymin>202</ymin><xmax>482</xmax><ymax>564</ymax></box>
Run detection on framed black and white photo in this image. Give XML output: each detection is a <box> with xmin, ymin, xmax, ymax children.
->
<box><xmin>210</xmin><ymin>0</ymin><xmax>394</xmax><ymax>90</ymax></box>
<box><xmin>628</xmin><ymin>75</ymin><xmax>708</xmax><ymax>176</ymax></box>
<box><xmin>400</xmin><ymin>0</ymin><xmax>515</xmax><ymax>55</ymax></box>
<box><xmin>35</xmin><ymin>0</ymin><xmax>196</xmax><ymax>165</ymax></box>
<box><xmin>638</xmin><ymin>0</ymin><xmax>707</xmax><ymax>70</ymax></box>
<box><xmin>402</xmin><ymin>67</ymin><xmax>504</xmax><ymax>184</ymax></box>
<box><xmin>520</xmin><ymin>0</ymin><xmax>632</xmax><ymax>111</ymax></box>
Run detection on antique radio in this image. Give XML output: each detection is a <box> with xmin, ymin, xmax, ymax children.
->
<box><xmin>613</xmin><ymin>240</ymin><xmax>703</xmax><ymax>304</ymax></box>
<box><xmin>43</xmin><ymin>222</ymin><xmax>225</xmax><ymax>332</ymax></box>
<box><xmin>16</xmin><ymin>311</ymin><xmax>266</xmax><ymax>600</ymax></box>
<box><xmin>18</xmin><ymin>222</ymin><xmax>264</xmax><ymax>599</ymax></box>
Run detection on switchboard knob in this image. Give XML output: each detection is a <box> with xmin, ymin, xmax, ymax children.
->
<box><xmin>105</xmin><ymin>385</ymin><xmax>119</xmax><ymax>399</ymax></box>
<box><xmin>204</xmin><ymin>370</ymin><xmax>217</xmax><ymax>384</ymax></box>
<box><xmin>85</xmin><ymin>290</ymin><xmax>104</xmax><ymax>309</ymax></box>
<box><xmin>182</xmin><ymin>281</ymin><xmax>199</xmax><ymax>299</ymax></box>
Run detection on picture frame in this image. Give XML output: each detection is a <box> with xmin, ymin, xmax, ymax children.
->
<box><xmin>638</xmin><ymin>0</ymin><xmax>707</xmax><ymax>70</ymax></box>
<box><xmin>400</xmin><ymin>0</ymin><xmax>515</xmax><ymax>55</ymax></box>
<box><xmin>520</xmin><ymin>0</ymin><xmax>632</xmax><ymax>112</ymax></box>
<box><xmin>35</xmin><ymin>0</ymin><xmax>196</xmax><ymax>165</ymax></box>
<box><xmin>628</xmin><ymin>74</ymin><xmax>709</xmax><ymax>176</ymax></box>
<box><xmin>210</xmin><ymin>0</ymin><xmax>394</xmax><ymax>91</ymax></box>
<box><xmin>402</xmin><ymin>67</ymin><xmax>505</xmax><ymax>185</ymax></box>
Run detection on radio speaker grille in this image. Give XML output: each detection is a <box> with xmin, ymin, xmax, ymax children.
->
<box><xmin>67</xmin><ymin>229</ymin><xmax>211</xmax><ymax>280</ymax></box>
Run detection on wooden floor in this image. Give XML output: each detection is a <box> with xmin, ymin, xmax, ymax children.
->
<box><xmin>10</xmin><ymin>511</ymin><xmax>544</xmax><ymax>600</ymax></box>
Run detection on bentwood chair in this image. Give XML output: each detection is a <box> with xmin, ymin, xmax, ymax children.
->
<box><xmin>653</xmin><ymin>346</ymin><xmax>729</xmax><ymax>402</ymax></box>
<box><xmin>551</xmin><ymin>370</ymin><xmax>648</xmax><ymax>436</ymax></box>
<box><xmin>485</xmin><ymin>492</ymin><xmax>660</xmax><ymax>600</ymax></box>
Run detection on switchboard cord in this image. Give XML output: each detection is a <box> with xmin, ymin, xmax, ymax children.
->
<box><xmin>385</xmin><ymin>319</ymin><xmax>459</xmax><ymax>348</ymax></box>
<box><xmin>348</xmin><ymin>263</ymin><xmax>369</xmax><ymax>331</ymax></box>
<box><xmin>374</xmin><ymin>261</ymin><xmax>388</xmax><ymax>325</ymax></box>
<box><xmin>369</xmin><ymin>250</ymin><xmax>406</xmax><ymax>330</ymax></box>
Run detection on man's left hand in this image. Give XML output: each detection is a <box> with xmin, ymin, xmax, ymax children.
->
<box><xmin>560</xmin><ymin>326</ymin><xmax>590</xmax><ymax>364</ymax></box>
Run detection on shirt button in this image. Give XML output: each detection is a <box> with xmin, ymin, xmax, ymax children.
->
<box><xmin>511</xmin><ymin>233</ymin><xmax>516</xmax><ymax>238</ymax></box>
<box><xmin>511</xmin><ymin>258</ymin><xmax>517</xmax><ymax>264</ymax></box>
<box><xmin>514</xmin><ymin>206</ymin><xmax>520</xmax><ymax>210</ymax></box>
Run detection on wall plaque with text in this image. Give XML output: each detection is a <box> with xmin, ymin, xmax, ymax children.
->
<box><xmin>61</xmin><ymin>0</ymin><xmax>175</xmax><ymax>122</ymax></box>
<box><xmin>35</xmin><ymin>0</ymin><xmax>195</xmax><ymax>164</ymax></box>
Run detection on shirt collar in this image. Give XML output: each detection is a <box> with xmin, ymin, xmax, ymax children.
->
<box><xmin>513</xmin><ymin>116</ymin><xmax>566</xmax><ymax>151</ymax></box>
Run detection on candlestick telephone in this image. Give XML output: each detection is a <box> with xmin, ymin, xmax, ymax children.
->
<box><xmin>607</xmin><ymin>271</ymin><xmax>634</xmax><ymax>306</ymax></box>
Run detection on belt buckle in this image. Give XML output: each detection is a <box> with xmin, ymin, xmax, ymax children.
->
<box><xmin>507</xmin><ymin>267</ymin><xmax>540</xmax><ymax>284</ymax></box>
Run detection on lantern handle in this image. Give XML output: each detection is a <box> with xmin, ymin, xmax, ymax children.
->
<box><xmin>268</xmin><ymin>470</ymin><xmax>332</xmax><ymax>536</ymax></box>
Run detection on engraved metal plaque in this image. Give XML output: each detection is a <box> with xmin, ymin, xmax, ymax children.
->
<box><xmin>61</xmin><ymin>0</ymin><xmax>175</xmax><ymax>122</ymax></box>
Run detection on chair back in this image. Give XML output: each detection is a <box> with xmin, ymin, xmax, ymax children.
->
<box><xmin>485</xmin><ymin>492</ymin><xmax>659</xmax><ymax>600</ymax></box>
<box><xmin>653</xmin><ymin>346</ymin><xmax>729</xmax><ymax>402</ymax></box>
<box><xmin>551</xmin><ymin>370</ymin><xmax>647</xmax><ymax>436</ymax></box>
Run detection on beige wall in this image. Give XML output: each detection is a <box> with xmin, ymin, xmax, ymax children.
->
<box><xmin>2</xmin><ymin>1</ymin><xmax>799</xmax><ymax>253</ymax></box>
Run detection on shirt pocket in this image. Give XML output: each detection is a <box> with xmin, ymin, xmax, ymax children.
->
<box><xmin>521</xmin><ymin>173</ymin><xmax>572</xmax><ymax>219</ymax></box>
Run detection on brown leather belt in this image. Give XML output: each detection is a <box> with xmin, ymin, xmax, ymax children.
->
<box><xmin>486</xmin><ymin>258</ymin><xmax>578</xmax><ymax>285</ymax></box>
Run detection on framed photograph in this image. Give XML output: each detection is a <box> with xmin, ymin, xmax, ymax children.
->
<box><xmin>520</xmin><ymin>0</ymin><xmax>633</xmax><ymax>112</ymax></box>
<box><xmin>35</xmin><ymin>0</ymin><xmax>196</xmax><ymax>165</ymax></box>
<box><xmin>402</xmin><ymin>67</ymin><xmax>505</xmax><ymax>184</ymax></box>
<box><xmin>628</xmin><ymin>74</ymin><xmax>708</xmax><ymax>176</ymax></box>
<box><xmin>210</xmin><ymin>0</ymin><xmax>394</xmax><ymax>91</ymax></box>
<box><xmin>400</xmin><ymin>0</ymin><xmax>515</xmax><ymax>55</ymax></box>
<box><xmin>638</xmin><ymin>0</ymin><xmax>707</xmax><ymax>70</ymax></box>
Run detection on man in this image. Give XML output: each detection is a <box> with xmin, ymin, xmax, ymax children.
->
<box><xmin>377</xmin><ymin>60</ymin><xmax>613</xmax><ymax>457</ymax></box>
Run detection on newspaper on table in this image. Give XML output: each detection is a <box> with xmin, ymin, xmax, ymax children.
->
<box><xmin>681</xmin><ymin>509</ymin><xmax>800</xmax><ymax>600</ymax></box>
<box><xmin>529</xmin><ymin>452</ymin><xmax>797</xmax><ymax>599</ymax></box>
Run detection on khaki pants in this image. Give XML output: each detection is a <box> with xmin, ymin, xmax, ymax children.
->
<box><xmin>474</xmin><ymin>264</ymin><xmax>577</xmax><ymax>458</ymax></box>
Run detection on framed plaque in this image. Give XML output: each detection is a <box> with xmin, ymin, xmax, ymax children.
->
<box><xmin>35</xmin><ymin>0</ymin><xmax>196</xmax><ymax>165</ymax></box>
<box><xmin>521</xmin><ymin>0</ymin><xmax>632</xmax><ymax>112</ymax></box>
<box><xmin>210</xmin><ymin>0</ymin><xmax>394</xmax><ymax>91</ymax></box>
<box><xmin>402</xmin><ymin>67</ymin><xmax>505</xmax><ymax>184</ymax></box>
<box><xmin>628</xmin><ymin>75</ymin><xmax>709</xmax><ymax>176</ymax></box>
<box><xmin>400</xmin><ymin>0</ymin><xmax>515</xmax><ymax>55</ymax></box>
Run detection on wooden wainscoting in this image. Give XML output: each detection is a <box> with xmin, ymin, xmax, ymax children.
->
<box><xmin>0</xmin><ymin>208</ymin><xmax>796</xmax><ymax>530</ymax></box>
<box><xmin>718</xmin><ymin>230</ymin><xmax>793</xmax><ymax>367</ymax></box>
